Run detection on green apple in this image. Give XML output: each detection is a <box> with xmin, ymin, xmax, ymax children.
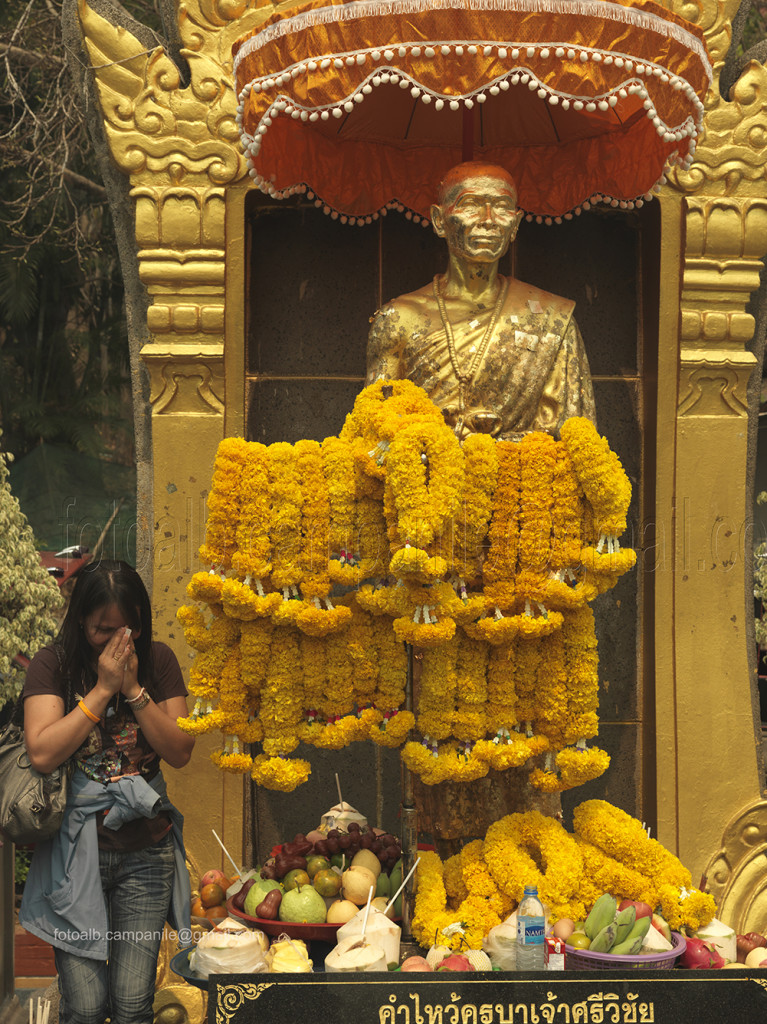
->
<box><xmin>279</xmin><ymin>884</ymin><xmax>327</xmax><ymax>924</ymax></box>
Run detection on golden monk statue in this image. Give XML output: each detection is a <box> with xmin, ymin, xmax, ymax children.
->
<box><xmin>367</xmin><ymin>162</ymin><xmax>597</xmax><ymax>847</ymax></box>
<box><xmin>367</xmin><ymin>161</ymin><xmax>596</xmax><ymax>437</ymax></box>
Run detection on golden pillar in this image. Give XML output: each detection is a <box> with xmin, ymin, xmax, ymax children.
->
<box><xmin>75</xmin><ymin>0</ymin><xmax>767</xmax><ymax>966</ymax></box>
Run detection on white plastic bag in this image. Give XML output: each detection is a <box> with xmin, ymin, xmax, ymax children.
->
<box><xmin>189</xmin><ymin>918</ymin><xmax>269</xmax><ymax>978</ymax></box>
<box><xmin>483</xmin><ymin>915</ymin><xmax>517</xmax><ymax>971</ymax></box>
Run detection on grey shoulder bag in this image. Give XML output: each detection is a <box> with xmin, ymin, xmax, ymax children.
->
<box><xmin>0</xmin><ymin>644</ymin><xmax>73</xmax><ymax>845</ymax></box>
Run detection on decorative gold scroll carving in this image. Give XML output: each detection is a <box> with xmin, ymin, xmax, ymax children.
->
<box><xmin>677</xmin><ymin>353</ymin><xmax>753</xmax><ymax>416</ymax></box>
<box><xmin>145</xmin><ymin>352</ymin><xmax>226</xmax><ymax>415</ymax></box>
<box><xmin>702</xmin><ymin>798</ymin><xmax>767</xmax><ymax>934</ymax></box>
<box><xmin>678</xmin><ymin>198</ymin><xmax>767</xmax><ymax>386</ymax></box>
<box><xmin>669</xmin><ymin>61</ymin><xmax>767</xmax><ymax>197</ymax></box>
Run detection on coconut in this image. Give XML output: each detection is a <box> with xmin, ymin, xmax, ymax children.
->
<box><xmin>320</xmin><ymin>801</ymin><xmax>368</xmax><ymax>834</ymax></box>
<box><xmin>337</xmin><ymin>906</ymin><xmax>401</xmax><ymax>967</ymax></box>
<box><xmin>325</xmin><ymin>935</ymin><xmax>388</xmax><ymax>972</ymax></box>
<box><xmin>693</xmin><ymin>917</ymin><xmax>737</xmax><ymax>964</ymax></box>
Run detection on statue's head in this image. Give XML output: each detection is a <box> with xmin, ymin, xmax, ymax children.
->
<box><xmin>431</xmin><ymin>162</ymin><xmax>523</xmax><ymax>265</ymax></box>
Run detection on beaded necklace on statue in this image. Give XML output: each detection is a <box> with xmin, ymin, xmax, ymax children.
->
<box><xmin>433</xmin><ymin>274</ymin><xmax>509</xmax><ymax>437</ymax></box>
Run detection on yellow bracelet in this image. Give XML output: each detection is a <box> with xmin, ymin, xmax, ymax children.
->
<box><xmin>78</xmin><ymin>700</ymin><xmax>100</xmax><ymax>724</ymax></box>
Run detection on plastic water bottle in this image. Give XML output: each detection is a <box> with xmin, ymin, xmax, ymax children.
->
<box><xmin>516</xmin><ymin>885</ymin><xmax>545</xmax><ymax>970</ymax></box>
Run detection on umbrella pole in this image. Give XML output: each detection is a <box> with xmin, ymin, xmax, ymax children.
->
<box><xmin>462</xmin><ymin>108</ymin><xmax>475</xmax><ymax>162</ymax></box>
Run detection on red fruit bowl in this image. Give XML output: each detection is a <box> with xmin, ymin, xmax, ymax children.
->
<box><xmin>226</xmin><ymin>897</ymin><xmax>343</xmax><ymax>941</ymax></box>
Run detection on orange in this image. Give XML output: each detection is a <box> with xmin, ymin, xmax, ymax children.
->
<box><xmin>190</xmin><ymin>897</ymin><xmax>206</xmax><ymax>917</ymax></box>
<box><xmin>206</xmin><ymin>905</ymin><xmax>228</xmax><ymax>922</ymax></box>
<box><xmin>200</xmin><ymin>882</ymin><xmax>225</xmax><ymax>908</ymax></box>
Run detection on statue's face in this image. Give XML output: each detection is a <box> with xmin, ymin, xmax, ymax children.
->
<box><xmin>432</xmin><ymin>175</ymin><xmax>521</xmax><ymax>263</ymax></box>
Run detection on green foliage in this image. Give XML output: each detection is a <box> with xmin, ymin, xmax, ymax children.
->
<box><xmin>0</xmin><ymin>430</ymin><xmax>63</xmax><ymax>710</ymax></box>
<box><xmin>15</xmin><ymin>847</ymin><xmax>31</xmax><ymax>887</ymax></box>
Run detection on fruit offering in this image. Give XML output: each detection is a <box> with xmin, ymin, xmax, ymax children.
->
<box><xmin>191</xmin><ymin>869</ymin><xmax>239</xmax><ymax>926</ymax></box>
<box><xmin>237</xmin><ymin>826</ymin><xmax>403</xmax><ymax>925</ymax></box>
<box><xmin>563</xmin><ymin>893</ymin><xmax>676</xmax><ymax>957</ymax></box>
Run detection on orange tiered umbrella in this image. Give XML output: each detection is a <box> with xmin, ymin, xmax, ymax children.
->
<box><xmin>232</xmin><ymin>0</ymin><xmax>711</xmax><ymax>223</ymax></box>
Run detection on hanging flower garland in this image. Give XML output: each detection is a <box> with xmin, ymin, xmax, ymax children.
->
<box><xmin>483</xmin><ymin>439</ymin><xmax>521</xmax><ymax>601</ymax></box>
<box><xmin>484</xmin><ymin>640</ymin><xmax>517</xmax><ymax>734</ymax></box>
<box><xmin>187</xmin><ymin>570</ymin><xmax>225</xmax><ymax>607</ymax></box>
<box><xmin>416</xmin><ymin>638</ymin><xmax>458</xmax><ymax>741</ymax></box>
<box><xmin>562</xmin><ymin>605</ymin><xmax>600</xmax><ymax>745</ymax></box>
<box><xmin>451</xmin><ymin>432</ymin><xmax>499</xmax><ymax>586</ymax></box>
<box><xmin>252</xmin><ymin>753</ymin><xmax>311</xmax><ymax>792</ymax></box>
<box><xmin>401</xmin><ymin>739</ymin><xmax>490</xmax><ymax>785</ymax></box>
<box><xmin>323</xmin><ymin>435</ymin><xmax>363</xmax><ymax>586</ymax></box>
<box><xmin>452</xmin><ymin>634</ymin><xmax>489</xmax><ymax>742</ymax></box>
<box><xmin>222</xmin><ymin>577</ymin><xmax>282</xmax><ymax>620</ymax></box>
<box><xmin>384</xmin><ymin>419</ymin><xmax>464</xmax><ymax>550</ymax></box>
<box><xmin>198</xmin><ymin>437</ymin><xmax>249</xmax><ymax>570</ymax></box>
<box><xmin>515</xmin><ymin>431</ymin><xmax>557</xmax><ymax>605</ymax></box>
<box><xmin>231</xmin><ymin>440</ymin><xmax>272</xmax><ymax>582</ymax></box>
<box><xmin>267</xmin><ymin>442</ymin><xmax>304</xmax><ymax>595</ymax></box>
<box><xmin>560</xmin><ymin>418</ymin><xmax>632</xmax><ymax>538</ymax></box>
<box><xmin>259</xmin><ymin>627</ymin><xmax>304</xmax><ymax>756</ymax></box>
<box><xmin>179</xmin><ymin>381</ymin><xmax>638</xmax><ymax>788</ymax></box>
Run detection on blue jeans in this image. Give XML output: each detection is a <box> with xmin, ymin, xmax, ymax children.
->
<box><xmin>54</xmin><ymin>833</ymin><xmax>175</xmax><ymax>1024</ymax></box>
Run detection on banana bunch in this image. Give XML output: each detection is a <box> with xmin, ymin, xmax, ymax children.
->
<box><xmin>583</xmin><ymin>894</ymin><xmax>652</xmax><ymax>955</ymax></box>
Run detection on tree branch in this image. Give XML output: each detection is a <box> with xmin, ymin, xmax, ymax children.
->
<box><xmin>61</xmin><ymin>166</ymin><xmax>107</xmax><ymax>199</ymax></box>
<box><xmin>0</xmin><ymin>42</ymin><xmax>66</xmax><ymax>67</ymax></box>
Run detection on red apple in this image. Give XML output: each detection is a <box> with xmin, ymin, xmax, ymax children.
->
<box><xmin>200</xmin><ymin>869</ymin><xmax>228</xmax><ymax>889</ymax></box>
<box><xmin>618</xmin><ymin>899</ymin><xmax>653</xmax><ymax>920</ymax></box>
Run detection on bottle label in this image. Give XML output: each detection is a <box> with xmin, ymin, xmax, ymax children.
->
<box><xmin>517</xmin><ymin>916</ymin><xmax>545</xmax><ymax>946</ymax></box>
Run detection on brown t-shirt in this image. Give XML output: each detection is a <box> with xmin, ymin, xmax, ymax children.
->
<box><xmin>23</xmin><ymin>642</ymin><xmax>188</xmax><ymax>851</ymax></box>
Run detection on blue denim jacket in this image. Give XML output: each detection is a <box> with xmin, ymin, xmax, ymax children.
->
<box><xmin>19</xmin><ymin>767</ymin><xmax>192</xmax><ymax>959</ymax></box>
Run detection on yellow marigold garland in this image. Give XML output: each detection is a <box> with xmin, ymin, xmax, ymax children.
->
<box><xmin>231</xmin><ymin>440</ymin><xmax>272</xmax><ymax>581</ymax></box>
<box><xmin>259</xmin><ymin>628</ymin><xmax>303</xmax><ymax>756</ymax></box>
<box><xmin>452</xmin><ymin>432</ymin><xmax>499</xmax><ymax>585</ymax></box>
<box><xmin>384</xmin><ymin>419</ymin><xmax>464</xmax><ymax>549</ymax></box>
<box><xmin>252</xmin><ymin>754</ymin><xmax>311</xmax><ymax>792</ymax></box>
<box><xmin>321</xmin><ymin>436</ymin><xmax>358</xmax><ymax>581</ymax></box>
<box><xmin>452</xmin><ymin>634</ymin><xmax>488</xmax><ymax>742</ymax></box>
<box><xmin>560</xmin><ymin>418</ymin><xmax>632</xmax><ymax>537</ymax></box>
<box><xmin>267</xmin><ymin>442</ymin><xmax>303</xmax><ymax>592</ymax></box>
<box><xmin>198</xmin><ymin>437</ymin><xmax>248</xmax><ymax>569</ymax></box>
<box><xmin>416</xmin><ymin>639</ymin><xmax>458</xmax><ymax>740</ymax></box>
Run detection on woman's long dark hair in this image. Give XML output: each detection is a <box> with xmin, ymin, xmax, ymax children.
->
<box><xmin>57</xmin><ymin>560</ymin><xmax>155</xmax><ymax>696</ymax></box>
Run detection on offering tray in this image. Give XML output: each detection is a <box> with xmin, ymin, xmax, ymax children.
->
<box><xmin>170</xmin><ymin>946</ymin><xmax>208</xmax><ymax>990</ymax></box>
<box><xmin>227</xmin><ymin>897</ymin><xmax>342</xmax><ymax>942</ymax></box>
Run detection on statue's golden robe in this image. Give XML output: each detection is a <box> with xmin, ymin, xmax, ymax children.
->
<box><xmin>367</xmin><ymin>277</ymin><xmax>596</xmax><ymax>439</ymax></box>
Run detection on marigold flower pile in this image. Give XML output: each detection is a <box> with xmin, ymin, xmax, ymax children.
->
<box><xmin>177</xmin><ymin>380</ymin><xmax>635</xmax><ymax>791</ymax></box>
<box><xmin>412</xmin><ymin>800</ymin><xmax>716</xmax><ymax>949</ymax></box>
